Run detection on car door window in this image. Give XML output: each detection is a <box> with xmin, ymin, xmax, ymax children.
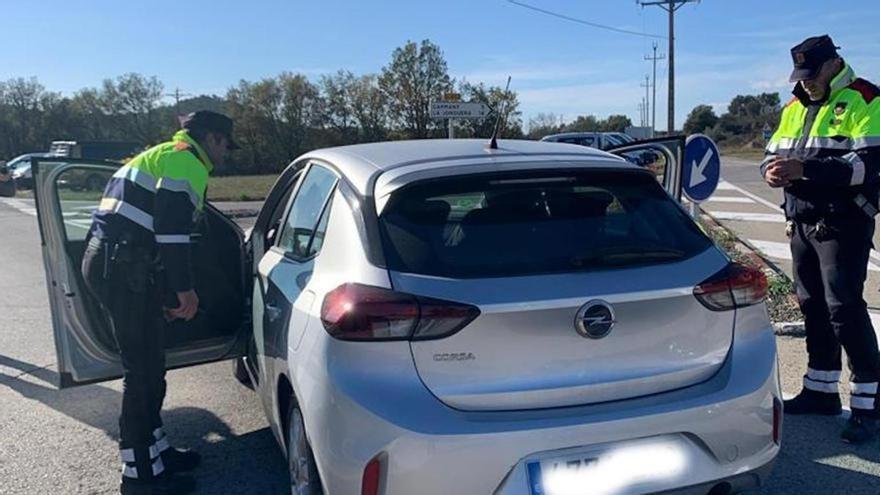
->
<box><xmin>277</xmin><ymin>165</ymin><xmax>337</xmax><ymax>260</ymax></box>
<box><xmin>265</xmin><ymin>181</ymin><xmax>298</xmax><ymax>247</ymax></box>
<box><xmin>55</xmin><ymin>166</ymin><xmax>114</xmax><ymax>241</ymax></box>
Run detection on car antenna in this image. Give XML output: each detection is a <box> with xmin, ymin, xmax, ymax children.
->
<box><xmin>487</xmin><ymin>76</ymin><xmax>512</xmax><ymax>150</ymax></box>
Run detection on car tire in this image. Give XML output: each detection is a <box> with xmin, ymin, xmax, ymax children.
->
<box><xmin>232</xmin><ymin>357</ymin><xmax>253</xmax><ymax>390</ymax></box>
<box><xmin>286</xmin><ymin>402</ymin><xmax>323</xmax><ymax>495</ymax></box>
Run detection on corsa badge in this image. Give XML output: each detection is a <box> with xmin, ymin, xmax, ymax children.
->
<box><xmin>834</xmin><ymin>102</ymin><xmax>847</xmax><ymax>116</ymax></box>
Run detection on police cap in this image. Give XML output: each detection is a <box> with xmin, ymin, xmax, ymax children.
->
<box><xmin>180</xmin><ymin>110</ymin><xmax>240</xmax><ymax>150</ymax></box>
<box><xmin>789</xmin><ymin>35</ymin><xmax>841</xmax><ymax>83</ymax></box>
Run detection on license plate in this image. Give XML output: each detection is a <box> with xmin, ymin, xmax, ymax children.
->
<box><xmin>526</xmin><ymin>440</ymin><xmax>687</xmax><ymax>495</ymax></box>
<box><xmin>527</xmin><ymin>455</ymin><xmax>600</xmax><ymax>495</ymax></box>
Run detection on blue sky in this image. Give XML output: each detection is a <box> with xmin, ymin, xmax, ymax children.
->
<box><xmin>3</xmin><ymin>0</ymin><xmax>879</xmax><ymax>131</ymax></box>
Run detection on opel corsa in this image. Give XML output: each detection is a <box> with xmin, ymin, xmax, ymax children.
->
<box><xmin>34</xmin><ymin>138</ymin><xmax>781</xmax><ymax>495</ymax></box>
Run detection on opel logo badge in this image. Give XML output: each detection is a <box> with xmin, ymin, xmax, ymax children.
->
<box><xmin>575</xmin><ymin>300</ymin><xmax>615</xmax><ymax>339</ymax></box>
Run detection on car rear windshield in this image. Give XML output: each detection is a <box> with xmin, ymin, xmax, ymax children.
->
<box><xmin>378</xmin><ymin>169</ymin><xmax>714</xmax><ymax>278</ymax></box>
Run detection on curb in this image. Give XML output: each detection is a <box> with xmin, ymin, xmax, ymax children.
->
<box><xmin>773</xmin><ymin>321</ymin><xmax>806</xmax><ymax>337</ymax></box>
<box><xmin>217</xmin><ymin>209</ymin><xmax>260</xmax><ymax>219</ymax></box>
<box><xmin>697</xmin><ymin>207</ymin><xmax>804</xmax><ymax>333</ymax></box>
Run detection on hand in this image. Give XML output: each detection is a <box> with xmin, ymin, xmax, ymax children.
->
<box><xmin>167</xmin><ymin>289</ymin><xmax>199</xmax><ymax>321</ymax></box>
<box><xmin>764</xmin><ymin>159</ymin><xmax>790</xmax><ymax>188</ymax></box>
<box><xmin>770</xmin><ymin>158</ymin><xmax>805</xmax><ymax>181</ymax></box>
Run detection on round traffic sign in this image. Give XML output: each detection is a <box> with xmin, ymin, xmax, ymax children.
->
<box><xmin>682</xmin><ymin>134</ymin><xmax>721</xmax><ymax>203</ymax></box>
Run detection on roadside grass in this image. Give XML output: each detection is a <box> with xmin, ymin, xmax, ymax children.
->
<box><xmin>13</xmin><ymin>174</ymin><xmax>279</xmax><ymax>202</ymax></box>
<box><xmin>698</xmin><ymin>211</ymin><xmax>802</xmax><ymax>324</ymax></box>
<box><xmin>720</xmin><ymin>148</ymin><xmax>765</xmax><ymax>162</ymax></box>
<box><xmin>208</xmin><ymin>174</ymin><xmax>277</xmax><ymax>202</ymax></box>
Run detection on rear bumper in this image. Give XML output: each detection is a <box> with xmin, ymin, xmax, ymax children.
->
<box><xmin>656</xmin><ymin>458</ymin><xmax>776</xmax><ymax>494</ymax></box>
<box><xmin>293</xmin><ymin>305</ymin><xmax>780</xmax><ymax>494</ymax></box>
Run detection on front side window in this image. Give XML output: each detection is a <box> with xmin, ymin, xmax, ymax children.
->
<box><xmin>277</xmin><ymin>165</ymin><xmax>337</xmax><ymax>260</ymax></box>
<box><xmin>379</xmin><ymin>169</ymin><xmax>712</xmax><ymax>278</ymax></box>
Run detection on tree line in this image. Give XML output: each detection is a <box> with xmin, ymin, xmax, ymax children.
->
<box><xmin>0</xmin><ymin>40</ymin><xmax>526</xmax><ymax>175</ymax></box>
<box><xmin>683</xmin><ymin>93</ymin><xmax>782</xmax><ymax>149</ymax></box>
<box><xmin>1</xmin><ymin>34</ymin><xmax>784</xmax><ymax>175</ymax></box>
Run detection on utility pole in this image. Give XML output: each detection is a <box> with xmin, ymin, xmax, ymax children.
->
<box><xmin>639</xmin><ymin>0</ymin><xmax>699</xmax><ymax>133</ymax></box>
<box><xmin>165</xmin><ymin>88</ymin><xmax>193</xmax><ymax>125</ymax></box>
<box><xmin>644</xmin><ymin>41</ymin><xmax>665</xmax><ymax>136</ymax></box>
<box><xmin>640</xmin><ymin>75</ymin><xmax>651</xmax><ymax>131</ymax></box>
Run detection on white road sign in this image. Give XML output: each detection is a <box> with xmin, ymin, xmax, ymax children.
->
<box><xmin>430</xmin><ymin>102</ymin><xmax>490</xmax><ymax>119</ymax></box>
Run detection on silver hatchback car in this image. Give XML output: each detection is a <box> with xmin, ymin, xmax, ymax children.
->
<box><xmin>34</xmin><ymin>138</ymin><xmax>780</xmax><ymax>495</ymax></box>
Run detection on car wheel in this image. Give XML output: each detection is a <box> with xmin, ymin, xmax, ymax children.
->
<box><xmin>232</xmin><ymin>357</ymin><xmax>253</xmax><ymax>389</ymax></box>
<box><xmin>286</xmin><ymin>404</ymin><xmax>323</xmax><ymax>495</ymax></box>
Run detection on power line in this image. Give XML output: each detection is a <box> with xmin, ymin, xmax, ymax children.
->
<box><xmin>165</xmin><ymin>88</ymin><xmax>193</xmax><ymax>124</ymax></box>
<box><xmin>639</xmin><ymin>0</ymin><xmax>699</xmax><ymax>133</ymax></box>
<box><xmin>507</xmin><ymin>0</ymin><xmax>666</xmax><ymax>39</ymax></box>
<box><xmin>645</xmin><ymin>42</ymin><xmax>665</xmax><ymax>136</ymax></box>
<box><xmin>640</xmin><ymin>75</ymin><xmax>652</xmax><ymax>130</ymax></box>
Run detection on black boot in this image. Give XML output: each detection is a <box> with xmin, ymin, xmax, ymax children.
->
<box><xmin>161</xmin><ymin>447</ymin><xmax>202</xmax><ymax>473</ymax></box>
<box><xmin>120</xmin><ymin>473</ymin><xmax>196</xmax><ymax>495</ymax></box>
<box><xmin>783</xmin><ymin>389</ymin><xmax>842</xmax><ymax>416</ymax></box>
<box><xmin>841</xmin><ymin>415</ymin><xmax>878</xmax><ymax>444</ymax></box>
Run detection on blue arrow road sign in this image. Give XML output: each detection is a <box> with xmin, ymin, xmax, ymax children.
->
<box><xmin>682</xmin><ymin>134</ymin><xmax>721</xmax><ymax>203</ymax></box>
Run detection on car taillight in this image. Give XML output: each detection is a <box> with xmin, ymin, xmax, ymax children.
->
<box><xmin>362</xmin><ymin>456</ymin><xmax>382</xmax><ymax>495</ymax></box>
<box><xmin>693</xmin><ymin>263</ymin><xmax>768</xmax><ymax>311</ymax></box>
<box><xmin>321</xmin><ymin>283</ymin><xmax>480</xmax><ymax>341</ymax></box>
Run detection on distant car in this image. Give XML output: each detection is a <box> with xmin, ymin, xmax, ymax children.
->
<box><xmin>605</xmin><ymin>131</ymin><xmax>637</xmax><ymax>144</ymax></box>
<box><xmin>542</xmin><ymin>132</ymin><xmax>660</xmax><ymax>167</ymax></box>
<box><xmin>34</xmin><ymin>140</ymin><xmax>780</xmax><ymax>495</ymax></box>
<box><xmin>540</xmin><ymin>132</ymin><xmax>626</xmax><ymax>151</ymax></box>
<box><xmin>7</xmin><ymin>152</ymin><xmax>51</xmax><ymax>189</ymax></box>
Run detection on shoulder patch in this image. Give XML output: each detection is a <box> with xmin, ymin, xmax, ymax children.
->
<box><xmin>173</xmin><ymin>141</ymin><xmax>192</xmax><ymax>152</ymax></box>
<box><xmin>848</xmin><ymin>78</ymin><xmax>880</xmax><ymax>104</ymax></box>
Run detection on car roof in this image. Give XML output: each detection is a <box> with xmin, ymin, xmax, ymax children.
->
<box><xmin>300</xmin><ymin>138</ymin><xmax>627</xmax><ymax>195</ymax></box>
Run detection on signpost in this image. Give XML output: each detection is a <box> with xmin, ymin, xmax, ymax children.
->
<box><xmin>430</xmin><ymin>101</ymin><xmax>492</xmax><ymax>139</ymax></box>
<box><xmin>682</xmin><ymin>134</ymin><xmax>721</xmax><ymax>216</ymax></box>
<box><xmin>429</xmin><ymin>102</ymin><xmax>491</xmax><ymax>119</ymax></box>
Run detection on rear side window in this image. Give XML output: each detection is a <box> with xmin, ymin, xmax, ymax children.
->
<box><xmin>379</xmin><ymin>169</ymin><xmax>713</xmax><ymax>278</ymax></box>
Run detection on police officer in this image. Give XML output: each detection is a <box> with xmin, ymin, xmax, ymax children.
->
<box><xmin>82</xmin><ymin>111</ymin><xmax>238</xmax><ymax>493</ymax></box>
<box><xmin>763</xmin><ymin>35</ymin><xmax>880</xmax><ymax>443</ymax></box>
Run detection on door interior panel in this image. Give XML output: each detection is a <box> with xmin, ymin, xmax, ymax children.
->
<box><xmin>61</xmin><ymin>209</ymin><xmax>246</xmax><ymax>352</ymax></box>
<box><xmin>165</xmin><ymin>208</ymin><xmax>246</xmax><ymax>347</ymax></box>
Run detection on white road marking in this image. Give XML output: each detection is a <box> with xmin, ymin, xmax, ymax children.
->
<box><xmin>748</xmin><ymin>239</ymin><xmax>880</xmax><ymax>272</ymax></box>
<box><xmin>717</xmin><ymin>180</ymin><xmax>782</xmax><ymax>211</ymax></box>
<box><xmin>0</xmin><ymin>198</ymin><xmax>36</xmax><ymax>216</ymax></box>
<box><xmin>747</xmin><ymin>240</ymin><xmax>792</xmax><ymax>260</ymax></box>
<box><xmin>704</xmin><ymin>196</ymin><xmax>755</xmax><ymax>204</ymax></box>
<box><xmin>711</xmin><ymin>211</ymin><xmax>787</xmax><ymax>223</ymax></box>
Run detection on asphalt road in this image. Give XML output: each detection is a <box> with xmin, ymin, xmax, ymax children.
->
<box><xmin>1</xmin><ymin>177</ymin><xmax>880</xmax><ymax>494</ymax></box>
<box><xmin>0</xmin><ymin>199</ymin><xmax>285</xmax><ymax>494</ymax></box>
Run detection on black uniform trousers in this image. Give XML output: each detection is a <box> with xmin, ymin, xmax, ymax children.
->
<box><xmin>82</xmin><ymin>237</ymin><xmax>168</xmax><ymax>480</ymax></box>
<box><xmin>791</xmin><ymin>218</ymin><xmax>880</xmax><ymax>416</ymax></box>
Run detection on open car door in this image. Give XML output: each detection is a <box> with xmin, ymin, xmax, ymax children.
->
<box><xmin>32</xmin><ymin>157</ymin><xmax>252</xmax><ymax>387</ymax></box>
<box><xmin>606</xmin><ymin>135</ymin><xmax>685</xmax><ymax>201</ymax></box>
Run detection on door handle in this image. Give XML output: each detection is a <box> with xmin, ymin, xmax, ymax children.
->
<box><xmin>265</xmin><ymin>303</ymin><xmax>282</xmax><ymax>323</ymax></box>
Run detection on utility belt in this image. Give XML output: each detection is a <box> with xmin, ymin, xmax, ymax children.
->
<box><xmin>86</xmin><ymin>233</ymin><xmax>160</xmax><ymax>285</ymax></box>
<box><xmin>785</xmin><ymin>219</ymin><xmax>836</xmax><ymax>242</ymax></box>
